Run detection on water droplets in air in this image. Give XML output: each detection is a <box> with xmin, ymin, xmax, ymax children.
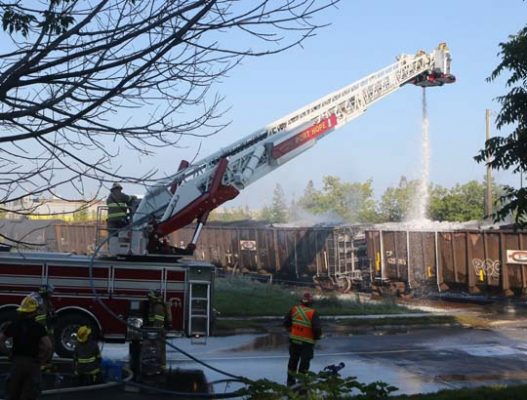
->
<box><xmin>407</xmin><ymin>88</ymin><xmax>430</xmax><ymax>226</ymax></box>
<box><xmin>375</xmin><ymin>88</ymin><xmax>481</xmax><ymax>232</ymax></box>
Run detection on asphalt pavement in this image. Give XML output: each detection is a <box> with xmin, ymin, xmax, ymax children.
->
<box><xmin>100</xmin><ymin>316</ymin><xmax>527</xmax><ymax>396</ymax></box>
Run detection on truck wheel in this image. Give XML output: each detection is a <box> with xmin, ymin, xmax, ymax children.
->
<box><xmin>54</xmin><ymin>314</ymin><xmax>98</xmax><ymax>358</ymax></box>
<box><xmin>0</xmin><ymin>307</ymin><xmax>17</xmax><ymax>329</ymax></box>
<box><xmin>0</xmin><ymin>308</ymin><xmax>17</xmax><ymax>350</ymax></box>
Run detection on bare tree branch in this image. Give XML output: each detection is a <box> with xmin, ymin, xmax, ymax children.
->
<box><xmin>0</xmin><ymin>0</ymin><xmax>339</xmax><ymax>232</ymax></box>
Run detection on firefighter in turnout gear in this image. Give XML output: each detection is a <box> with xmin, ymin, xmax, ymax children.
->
<box><xmin>146</xmin><ymin>289</ymin><xmax>168</xmax><ymax>328</ymax></box>
<box><xmin>0</xmin><ymin>295</ymin><xmax>53</xmax><ymax>400</ymax></box>
<box><xmin>74</xmin><ymin>326</ymin><xmax>102</xmax><ymax>386</ymax></box>
<box><xmin>34</xmin><ymin>285</ymin><xmax>56</xmax><ymax>370</ymax></box>
<box><xmin>283</xmin><ymin>291</ymin><xmax>322</xmax><ymax>386</ymax></box>
<box><xmin>134</xmin><ymin>290</ymin><xmax>169</xmax><ymax>377</ymax></box>
<box><xmin>106</xmin><ymin>182</ymin><xmax>138</xmax><ymax>233</ymax></box>
<box><xmin>34</xmin><ymin>285</ymin><xmax>55</xmax><ymax>334</ymax></box>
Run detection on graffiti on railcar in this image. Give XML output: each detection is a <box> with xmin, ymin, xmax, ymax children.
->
<box><xmin>472</xmin><ymin>258</ymin><xmax>501</xmax><ymax>281</ymax></box>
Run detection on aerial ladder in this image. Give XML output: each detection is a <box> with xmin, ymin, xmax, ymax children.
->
<box><xmin>109</xmin><ymin>43</ymin><xmax>455</xmax><ymax>257</ymax></box>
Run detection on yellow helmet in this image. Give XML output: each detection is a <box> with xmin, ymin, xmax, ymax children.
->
<box><xmin>17</xmin><ymin>295</ymin><xmax>38</xmax><ymax>313</ymax></box>
<box><xmin>77</xmin><ymin>326</ymin><xmax>92</xmax><ymax>343</ymax></box>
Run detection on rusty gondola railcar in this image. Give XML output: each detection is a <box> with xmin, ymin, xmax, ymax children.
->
<box><xmin>0</xmin><ymin>219</ymin><xmax>367</xmax><ymax>291</ymax></box>
<box><xmin>169</xmin><ymin>222</ymin><xmax>369</xmax><ymax>291</ymax></box>
<box><xmin>366</xmin><ymin>229</ymin><xmax>527</xmax><ymax>297</ymax></box>
<box><xmin>0</xmin><ymin>219</ymin><xmax>99</xmax><ymax>254</ymax></box>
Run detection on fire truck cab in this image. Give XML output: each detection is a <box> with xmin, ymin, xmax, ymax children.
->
<box><xmin>0</xmin><ymin>249</ymin><xmax>214</xmax><ymax>357</ymax></box>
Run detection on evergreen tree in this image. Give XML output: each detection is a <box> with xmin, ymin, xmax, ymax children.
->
<box><xmin>269</xmin><ymin>184</ymin><xmax>288</xmax><ymax>223</ymax></box>
<box><xmin>298</xmin><ymin>180</ymin><xmax>319</xmax><ymax>210</ymax></box>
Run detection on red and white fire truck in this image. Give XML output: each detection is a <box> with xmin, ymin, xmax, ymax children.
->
<box><xmin>0</xmin><ymin>249</ymin><xmax>214</xmax><ymax>357</ymax></box>
<box><xmin>0</xmin><ymin>44</ymin><xmax>454</xmax><ymax>357</ymax></box>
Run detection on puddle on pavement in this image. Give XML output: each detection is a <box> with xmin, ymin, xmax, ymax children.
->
<box><xmin>223</xmin><ymin>327</ymin><xmax>413</xmax><ymax>353</ymax></box>
<box><xmin>436</xmin><ymin>370</ymin><xmax>527</xmax><ymax>382</ymax></box>
<box><xmin>225</xmin><ymin>333</ymin><xmax>289</xmax><ymax>352</ymax></box>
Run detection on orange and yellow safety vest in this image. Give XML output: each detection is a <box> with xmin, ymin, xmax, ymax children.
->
<box><xmin>289</xmin><ymin>305</ymin><xmax>315</xmax><ymax>344</ymax></box>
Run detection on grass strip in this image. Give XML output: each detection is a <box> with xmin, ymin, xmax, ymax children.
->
<box><xmin>214</xmin><ymin>277</ymin><xmax>416</xmax><ymax>317</ymax></box>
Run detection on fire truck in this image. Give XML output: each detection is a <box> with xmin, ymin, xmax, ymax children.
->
<box><xmin>0</xmin><ymin>43</ymin><xmax>454</xmax><ymax>357</ymax></box>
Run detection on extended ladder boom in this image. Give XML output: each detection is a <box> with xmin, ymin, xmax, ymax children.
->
<box><xmin>122</xmin><ymin>43</ymin><xmax>454</xmax><ymax>256</ymax></box>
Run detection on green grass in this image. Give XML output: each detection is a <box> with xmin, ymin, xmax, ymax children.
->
<box><xmin>214</xmin><ymin>277</ymin><xmax>414</xmax><ymax>317</ymax></box>
<box><xmin>214</xmin><ymin>277</ymin><xmax>298</xmax><ymax>317</ymax></box>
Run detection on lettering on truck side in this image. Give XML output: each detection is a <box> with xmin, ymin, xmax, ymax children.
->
<box><xmin>271</xmin><ymin>114</ymin><xmax>337</xmax><ymax>159</ymax></box>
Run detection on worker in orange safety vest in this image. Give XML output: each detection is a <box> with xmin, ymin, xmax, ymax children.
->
<box><xmin>283</xmin><ymin>291</ymin><xmax>322</xmax><ymax>386</ymax></box>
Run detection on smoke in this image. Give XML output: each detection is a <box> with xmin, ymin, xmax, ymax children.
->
<box><xmin>279</xmin><ymin>207</ymin><xmax>345</xmax><ymax>227</ymax></box>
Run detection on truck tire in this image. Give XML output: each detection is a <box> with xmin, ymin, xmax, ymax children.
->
<box><xmin>0</xmin><ymin>308</ymin><xmax>17</xmax><ymax>351</ymax></box>
<box><xmin>54</xmin><ymin>313</ymin><xmax>98</xmax><ymax>358</ymax></box>
<box><xmin>0</xmin><ymin>307</ymin><xmax>17</xmax><ymax>329</ymax></box>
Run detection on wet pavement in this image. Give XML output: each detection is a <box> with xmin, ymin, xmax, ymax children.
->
<box><xmin>102</xmin><ymin>321</ymin><xmax>527</xmax><ymax>396</ymax></box>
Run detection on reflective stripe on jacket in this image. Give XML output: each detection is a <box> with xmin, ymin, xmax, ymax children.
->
<box><xmin>74</xmin><ymin>341</ymin><xmax>101</xmax><ymax>376</ymax></box>
<box><xmin>35</xmin><ymin>312</ymin><xmax>54</xmax><ymax>335</ymax></box>
<box><xmin>35</xmin><ymin>313</ymin><xmax>46</xmax><ymax>325</ymax></box>
<box><xmin>148</xmin><ymin>301</ymin><xmax>166</xmax><ymax>328</ymax></box>
<box><xmin>106</xmin><ymin>192</ymin><xmax>131</xmax><ymax>222</ymax></box>
<box><xmin>290</xmin><ymin>305</ymin><xmax>315</xmax><ymax>344</ymax></box>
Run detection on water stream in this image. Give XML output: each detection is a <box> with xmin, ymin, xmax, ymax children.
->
<box><xmin>408</xmin><ymin>88</ymin><xmax>430</xmax><ymax>222</ymax></box>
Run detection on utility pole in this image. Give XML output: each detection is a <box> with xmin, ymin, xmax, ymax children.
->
<box><xmin>485</xmin><ymin>109</ymin><xmax>493</xmax><ymax>218</ymax></box>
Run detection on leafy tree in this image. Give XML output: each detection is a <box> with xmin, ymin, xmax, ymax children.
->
<box><xmin>378</xmin><ymin>177</ymin><xmax>418</xmax><ymax>222</ymax></box>
<box><xmin>0</xmin><ymin>0</ymin><xmax>338</xmax><ymax>222</ymax></box>
<box><xmin>297</xmin><ymin>176</ymin><xmax>378</xmax><ymax>223</ymax></box>
<box><xmin>428</xmin><ymin>184</ymin><xmax>449</xmax><ymax>221</ymax></box>
<box><xmin>321</xmin><ymin>176</ymin><xmax>377</xmax><ymax>223</ymax></box>
<box><xmin>241</xmin><ymin>369</ymin><xmax>398</xmax><ymax>399</ymax></box>
<box><xmin>258</xmin><ymin>205</ymin><xmax>273</xmax><ymax>222</ymax></box>
<box><xmin>474</xmin><ymin>25</ymin><xmax>527</xmax><ymax>227</ymax></box>
<box><xmin>429</xmin><ymin>181</ymin><xmax>486</xmax><ymax>222</ymax></box>
<box><xmin>210</xmin><ymin>206</ymin><xmax>253</xmax><ymax>222</ymax></box>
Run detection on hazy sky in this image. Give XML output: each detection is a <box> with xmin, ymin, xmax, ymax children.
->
<box><xmin>150</xmin><ymin>0</ymin><xmax>525</xmax><ymax>209</ymax></box>
<box><xmin>4</xmin><ymin>1</ymin><xmax>526</xmax><ymax>209</ymax></box>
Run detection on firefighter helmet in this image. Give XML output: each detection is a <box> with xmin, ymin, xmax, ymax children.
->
<box><xmin>301</xmin><ymin>292</ymin><xmax>313</xmax><ymax>305</ymax></box>
<box><xmin>111</xmin><ymin>182</ymin><xmax>123</xmax><ymax>191</ymax></box>
<box><xmin>77</xmin><ymin>326</ymin><xmax>92</xmax><ymax>343</ymax></box>
<box><xmin>17</xmin><ymin>295</ymin><xmax>39</xmax><ymax>313</ymax></box>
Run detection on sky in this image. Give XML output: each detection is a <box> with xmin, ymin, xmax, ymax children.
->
<box><xmin>4</xmin><ymin>1</ymin><xmax>526</xmax><ymax>209</ymax></box>
<box><xmin>145</xmin><ymin>0</ymin><xmax>525</xmax><ymax>209</ymax></box>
